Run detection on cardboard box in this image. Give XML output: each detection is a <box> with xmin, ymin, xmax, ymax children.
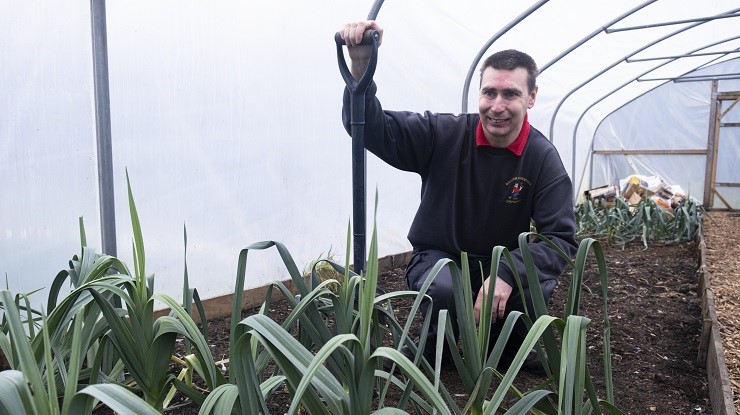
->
<box><xmin>585</xmin><ymin>184</ymin><xmax>619</xmax><ymax>207</ymax></box>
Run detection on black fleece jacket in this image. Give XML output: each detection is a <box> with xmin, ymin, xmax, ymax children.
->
<box><xmin>343</xmin><ymin>82</ymin><xmax>578</xmax><ymax>288</ymax></box>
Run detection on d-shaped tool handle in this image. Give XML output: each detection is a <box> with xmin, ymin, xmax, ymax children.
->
<box><xmin>334</xmin><ymin>30</ymin><xmax>379</xmax><ymax>94</ymax></box>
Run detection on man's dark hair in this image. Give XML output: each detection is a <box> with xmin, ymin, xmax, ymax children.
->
<box><xmin>480</xmin><ymin>49</ymin><xmax>539</xmax><ymax>92</ymax></box>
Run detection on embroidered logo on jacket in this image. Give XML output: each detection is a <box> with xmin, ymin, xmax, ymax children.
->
<box><xmin>505</xmin><ymin>177</ymin><xmax>531</xmax><ymax>204</ymax></box>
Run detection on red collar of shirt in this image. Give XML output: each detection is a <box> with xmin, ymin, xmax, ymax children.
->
<box><xmin>475</xmin><ymin>113</ymin><xmax>530</xmax><ymax>156</ymax></box>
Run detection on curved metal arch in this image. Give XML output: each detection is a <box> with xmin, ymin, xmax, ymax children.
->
<box><xmin>460</xmin><ymin>0</ymin><xmax>549</xmax><ymax>113</ymax></box>
<box><xmin>539</xmin><ymin>1</ymin><xmax>657</xmax><ymax>74</ymax></box>
<box><xmin>626</xmin><ymin>49</ymin><xmax>740</xmax><ymax>63</ymax></box>
<box><xmin>547</xmin><ymin>7</ymin><xmax>740</xmax><ymax>145</ymax></box>
<box><xmin>639</xmin><ymin>70</ymin><xmax>740</xmax><ymax>82</ymax></box>
<box><xmin>367</xmin><ymin>0</ymin><xmax>384</xmax><ymax>20</ymax></box>
<box><xmin>459</xmin><ymin>1</ymin><xmax>656</xmax><ymax>118</ymax></box>
<box><xmin>606</xmin><ymin>11</ymin><xmax>740</xmax><ymax>33</ymax></box>
<box><xmin>571</xmin><ymin>39</ymin><xmax>740</xmax><ymax>198</ymax></box>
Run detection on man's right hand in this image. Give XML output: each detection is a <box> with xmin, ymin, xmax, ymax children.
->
<box><xmin>474</xmin><ymin>276</ymin><xmax>513</xmax><ymax>324</ymax></box>
<box><xmin>339</xmin><ymin>20</ymin><xmax>383</xmax><ymax>80</ymax></box>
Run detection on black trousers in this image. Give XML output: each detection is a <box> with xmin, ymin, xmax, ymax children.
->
<box><xmin>405</xmin><ymin>248</ymin><xmax>557</xmax><ymax>361</ymax></box>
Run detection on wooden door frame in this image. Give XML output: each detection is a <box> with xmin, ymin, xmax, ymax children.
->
<box><xmin>703</xmin><ymin>81</ymin><xmax>740</xmax><ymax>209</ymax></box>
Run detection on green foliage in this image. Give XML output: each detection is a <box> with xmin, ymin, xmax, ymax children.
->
<box><xmin>575</xmin><ymin>197</ymin><xmax>703</xmax><ymax>247</ymax></box>
<box><xmin>217</xmin><ymin>195</ymin><xmax>452</xmax><ymax>414</ymax></box>
<box><xmin>215</xmin><ymin>194</ymin><xmax>625</xmax><ymax>414</ymax></box>
<box><xmin>419</xmin><ymin>234</ymin><xmax>622</xmax><ymax>415</ymax></box>
<box><xmin>0</xmin><ymin>171</ymin><xmax>223</xmax><ymax>414</ymax></box>
<box><xmin>0</xmin><ymin>180</ymin><xmax>625</xmax><ymax>414</ymax></box>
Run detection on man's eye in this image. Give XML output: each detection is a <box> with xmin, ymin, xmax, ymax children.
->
<box><xmin>484</xmin><ymin>90</ymin><xmax>496</xmax><ymax>98</ymax></box>
<box><xmin>503</xmin><ymin>91</ymin><xmax>518</xmax><ymax>99</ymax></box>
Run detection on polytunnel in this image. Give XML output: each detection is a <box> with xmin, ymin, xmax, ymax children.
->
<box><xmin>2</xmin><ymin>0</ymin><xmax>739</xmax><ymax>310</ymax></box>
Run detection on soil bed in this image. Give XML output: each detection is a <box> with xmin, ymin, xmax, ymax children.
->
<box><xmin>182</xmin><ymin>240</ymin><xmax>709</xmax><ymax>414</ymax></box>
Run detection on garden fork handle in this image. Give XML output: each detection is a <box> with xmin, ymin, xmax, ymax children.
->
<box><xmin>335</xmin><ymin>30</ymin><xmax>380</xmax><ymax>275</ymax></box>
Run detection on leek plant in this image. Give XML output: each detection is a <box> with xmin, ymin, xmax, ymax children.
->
<box><xmin>576</xmin><ymin>197</ymin><xmax>703</xmax><ymax>247</ymax></box>
<box><xmin>430</xmin><ymin>233</ymin><xmax>624</xmax><ymax>415</ymax></box>
<box><xmin>0</xmin><ymin>289</ymin><xmax>160</xmax><ymax>415</ymax></box>
<box><xmin>0</xmin><ymin>290</ymin><xmax>83</xmax><ymax>415</ymax></box>
<box><xmin>81</xmin><ymin>172</ymin><xmax>225</xmax><ymax>411</ymax></box>
<box><xmin>0</xmin><ymin>217</ymin><xmax>143</xmax><ymax>414</ymax></box>
<box><xmin>206</xmin><ymin>197</ymin><xmax>453</xmax><ymax>414</ymax></box>
<box><xmin>204</xmin><ymin>195</ymin><xmax>627</xmax><ymax>413</ymax></box>
<box><xmin>0</xmin><ymin>171</ymin><xmax>225</xmax><ymax>414</ymax></box>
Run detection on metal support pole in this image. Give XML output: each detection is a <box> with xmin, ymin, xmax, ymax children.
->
<box><xmin>90</xmin><ymin>0</ymin><xmax>117</xmax><ymax>256</ymax></box>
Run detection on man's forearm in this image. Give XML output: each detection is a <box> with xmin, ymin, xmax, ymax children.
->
<box><xmin>351</xmin><ymin>58</ymin><xmax>370</xmax><ymax>81</ymax></box>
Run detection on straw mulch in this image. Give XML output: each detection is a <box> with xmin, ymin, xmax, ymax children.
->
<box><xmin>703</xmin><ymin>210</ymin><xmax>740</xmax><ymax>412</ymax></box>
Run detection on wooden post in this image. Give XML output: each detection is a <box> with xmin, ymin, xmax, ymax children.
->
<box><xmin>703</xmin><ymin>80</ymin><xmax>720</xmax><ymax>207</ymax></box>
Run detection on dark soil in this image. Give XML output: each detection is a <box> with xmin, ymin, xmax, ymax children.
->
<box><xmin>148</xmin><ymin>241</ymin><xmax>711</xmax><ymax>414</ymax></box>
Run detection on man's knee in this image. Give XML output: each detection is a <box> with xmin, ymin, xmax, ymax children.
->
<box><xmin>406</xmin><ymin>249</ymin><xmax>458</xmax><ymax>312</ymax></box>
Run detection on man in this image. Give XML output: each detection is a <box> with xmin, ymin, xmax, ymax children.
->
<box><xmin>339</xmin><ymin>21</ymin><xmax>578</xmax><ymax>369</ymax></box>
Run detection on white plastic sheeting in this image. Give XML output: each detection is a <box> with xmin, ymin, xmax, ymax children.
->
<box><xmin>592</xmin><ymin>58</ymin><xmax>740</xmax><ymax>207</ymax></box>
<box><xmin>1</xmin><ymin>3</ymin><xmax>100</xmax><ymax>305</ymax></box>
<box><xmin>2</xmin><ymin>0</ymin><xmax>739</xmax><ymax>309</ymax></box>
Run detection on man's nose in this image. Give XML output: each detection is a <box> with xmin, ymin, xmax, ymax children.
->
<box><xmin>490</xmin><ymin>97</ymin><xmax>506</xmax><ymax>112</ymax></box>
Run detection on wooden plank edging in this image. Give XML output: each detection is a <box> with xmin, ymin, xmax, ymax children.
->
<box><xmin>697</xmin><ymin>231</ymin><xmax>737</xmax><ymax>415</ymax></box>
<box><xmin>153</xmin><ymin>251</ymin><xmax>412</xmax><ymax>323</ymax></box>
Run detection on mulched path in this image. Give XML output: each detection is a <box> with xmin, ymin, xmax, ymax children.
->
<box><xmin>702</xmin><ymin>210</ymin><xmax>740</xmax><ymax>411</ymax></box>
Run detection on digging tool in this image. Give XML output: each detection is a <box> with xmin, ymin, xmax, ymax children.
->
<box><xmin>335</xmin><ymin>29</ymin><xmax>380</xmax><ymax>275</ymax></box>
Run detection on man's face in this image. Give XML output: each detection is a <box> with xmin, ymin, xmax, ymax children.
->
<box><xmin>478</xmin><ymin>66</ymin><xmax>538</xmax><ymax>147</ymax></box>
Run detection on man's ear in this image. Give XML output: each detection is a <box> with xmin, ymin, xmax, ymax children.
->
<box><xmin>527</xmin><ymin>85</ymin><xmax>538</xmax><ymax>109</ymax></box>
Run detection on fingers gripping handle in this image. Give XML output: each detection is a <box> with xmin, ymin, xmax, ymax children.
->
<box><xmin>335</xmin><ymin>30</ymin><xmax>379</xmax><ymax>93</ymax></box>
<box><xmin>333</xmin><ymin>29</ymin><xmax>379</xmax><ymax>46</ymax></box>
